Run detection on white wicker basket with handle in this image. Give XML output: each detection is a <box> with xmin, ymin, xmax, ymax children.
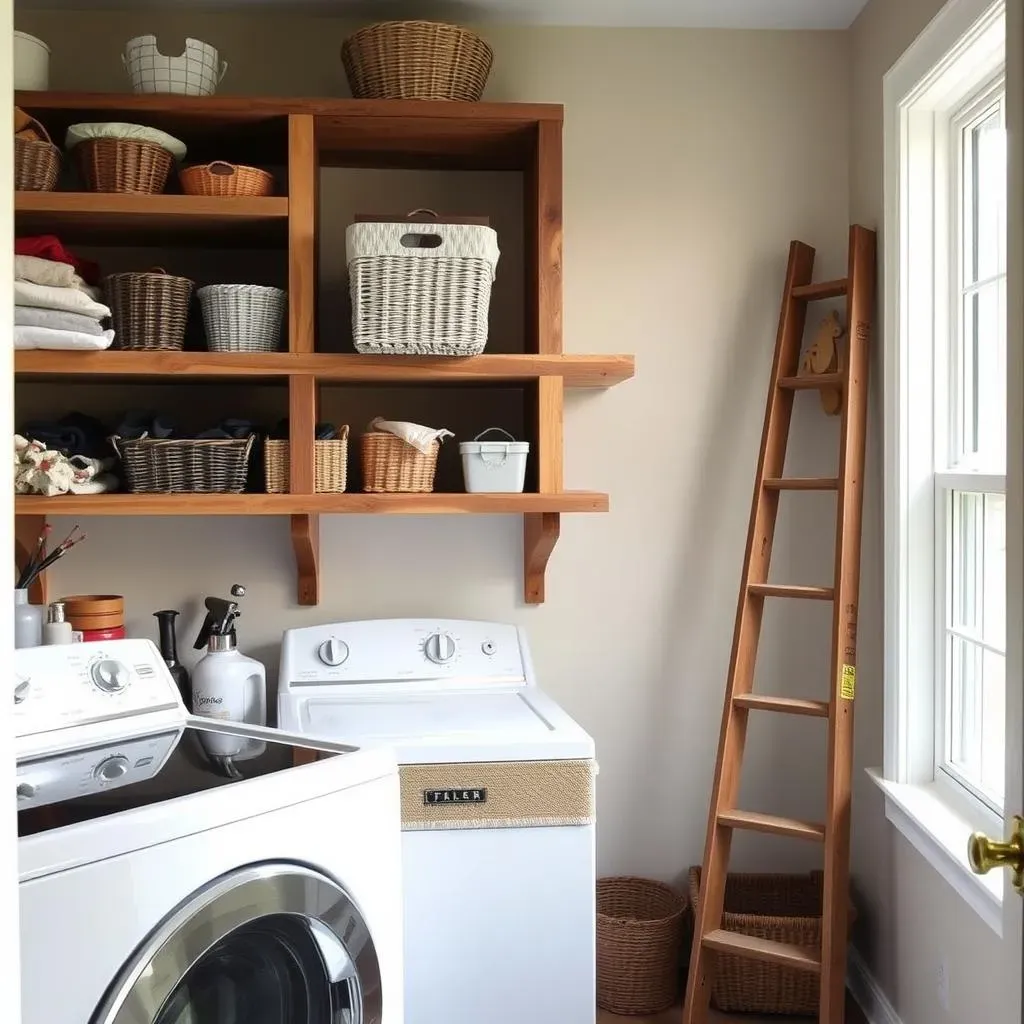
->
<box><xmin>123</xmin><ymin>35</ymin><xmax>227</xmax><ymax>96</ymax></box>
<box><xmin>345</xmin><ymin>218</ymin><xmax>500</xmax><ymax>356</ymax></box>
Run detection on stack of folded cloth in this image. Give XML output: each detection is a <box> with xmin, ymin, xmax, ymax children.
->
<box><xmin>14</xmin><ymin>235</ymin><xmax>115</xmax><ymax>351</ymax></box>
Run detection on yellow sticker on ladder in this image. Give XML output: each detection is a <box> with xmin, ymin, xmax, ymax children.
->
<box><xmin>841</xmin><ymin>664</ymin><xmax>856</xmax><ymax>701</ymax></box>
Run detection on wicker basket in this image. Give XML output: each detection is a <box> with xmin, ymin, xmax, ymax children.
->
<box><xmin>596</xmin><ymin>877</ymin><xmax>686</xmax><ymax>1015</ymax></box>
<box><xmin>265</xmin><ymin>431</ymin><xmax>350</xmax><ymax>494</ymax></box>
<box><xmin>180</xmin><ymin>161</ymin><xmax>274</xmax><ymax>197</ymax></box>
<box><xmin>111</xmin><ymin>435</ymin><xmax>254</xmax><ymax>494</ymax></box>
<box><xmin>361</xmin><ymin>432</ymin><xmax>439</xmax><ymax>492</ymax></box>
<box><xmin>346</xmin><ymin>220</ymin><xmax>499</xmax><ymax>356</ymax></box>
<box><xmin>198</xmin><ymin>284</ymin><xmax>286</xmax><ymax>353</ymax></box>
<box><xmin>74</xmin><ymin>137</ymin><xmax>174</xmax><ymax>194</ymax></box>
<box><xmin>105</xmin><ymin>268</ymin><xmax>194</xmax><ymax>352</ymax></box>
<box><xmin>688</xmin><ymin>867</ymin><xmax>856</xmax><ymax>1016</ymax></box>
<box><xmin>14</xmin><ymin>116</ymin><xmax>60</xmax><ymax>191</ymax></box>
<box><xmin>341</xmin><ymin>21</ymin><xmax>493</xmax><ymax>101</ymax></box>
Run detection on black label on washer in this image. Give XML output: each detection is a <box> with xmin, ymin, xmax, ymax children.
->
<box><xmin>423</xmin><ymin>787</ymin><xmax>487</xmax><ymax>806</ymax></box>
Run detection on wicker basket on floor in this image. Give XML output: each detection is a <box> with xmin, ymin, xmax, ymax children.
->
<box><xmin>105</xmin><ymin>268</ymin><xmax>194</xmax><ymax>352</ymax></box>
<box><xmin>14</xmin><ymin>117</ymin><xmax>60</xmax><ymax>191</ymax></box>
<box><xmin>341</xmin><ymin>20</ymin><xmax>493</xmax><ymax>101</ymax></box>
<box><xmin>265</xmin><ymin>429</ymin><xmax>350</xmax><ymax>493</ymax></box>
<box><xmin>688</xmin><ymin>867</ymin><xmax>856</xmax><ymax>1016</ymax></box>
<box><xmin>75</xmin><ymin>137</ymin><xmax>174</xmax><ymax>193</ymax></box>
<box><xmin>111</xmin><ymin>435</ymin><xmax>254</xmax><ymax>494</ymax></box>
<box><xmin>361</xmin><ymin>431</ymin><xmax>438</xmax><ymax>493</ymax></box>
<box><xmin>596</xmin><ymin>876</ymin><xmax>686</xmax><ymax>1015</ymax></box>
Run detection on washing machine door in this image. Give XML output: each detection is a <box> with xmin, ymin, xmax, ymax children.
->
<box><xmin>92</xmin><ymin>863</ymin><xmax>382</xmax><ymax>1024</ymax></box>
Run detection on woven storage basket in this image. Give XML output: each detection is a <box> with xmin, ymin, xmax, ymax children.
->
<box><xmin>14</xmin><ymin>117</ymin><xmax>60</xmax><ymax>191</ymax></box>
<box><xmin>111</xmin><ymin>435</ymin><xmax>254</xmax><ymax>494</ymax></box>
<box><xmin>265</xmin><ymin>429</ymin><xmax>350</xmax><ymax>494</ymax></box>
<box><xmin>105</xmin><ymin>268</ymin><xmax>194</xmax><ymax>352</ymax></box>
<box><xmin>596</xmin><ymin>877</ymin><xmax>686</xmax><ymax>1015</ymax></box>
<box><xmin>346</xmin><ymin>220</ymin><xmax>499</xmax><ymax>356</ymax></box>
<box><xmin>688</xmin><ymin>867</ymin><xmax>856</xmax><ymax>1015</ymax></box>
<box><xmin>75</xmin><ymin>137</ymin><xmax>174</xmax><ymax>194</ymax></box>
<box><xmin>341</xmin><ymin>21</ymin><xmax>493</xmax><ymax>101</ymax></box>
<box><xmin>198</xmin><ymin>284</ymin><xmax>286</xmax><ymax>353</ymax></box>
<box><xmin>361</xmin><ymin>432</ymin><xmax>439</xmax><ymax>493</ymax></box>
<box><xmin>180</xmin><ymin>161</ymin><xmax>274</xmax><ymax>197</ymax></box>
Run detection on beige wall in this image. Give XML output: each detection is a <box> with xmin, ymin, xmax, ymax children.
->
<box><xmin>13</xmin><ymin>9</ymin><xmax>851</xmax><ymax>883</ymax></box>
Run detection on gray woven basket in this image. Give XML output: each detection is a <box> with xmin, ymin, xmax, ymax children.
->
<box><xmin>198</xmin><ymin>284</ymin><xmax>286</xmax><ymax>353</ymax></box>
<box><xmin>111</xmin><ymin>435</ymin><xmax>254</xmax><ymax>493</ymax></box>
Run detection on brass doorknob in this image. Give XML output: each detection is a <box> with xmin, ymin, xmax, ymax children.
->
<box><xmin>968</xmin><ymin>815</ymin><xmax>1024</xmax><ymax>893</ymax></box>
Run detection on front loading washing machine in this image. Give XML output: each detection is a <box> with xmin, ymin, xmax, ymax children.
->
<box><xmin>15</xmin><ymin>639</ymin><xmax>403</xmax><ymax>1024</ymax></box>
<box><xmin>278</xmin><ymin>618</ymin><xmax>597</xmax><ymax>1024</ymax></box>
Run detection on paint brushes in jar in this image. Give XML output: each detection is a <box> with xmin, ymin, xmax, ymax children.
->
<box><xmin>17</xmin><ymin>525</ymin><xmax>87</xmax><ymax>592</ymax></box>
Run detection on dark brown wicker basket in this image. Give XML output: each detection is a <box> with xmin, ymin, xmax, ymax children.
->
<box><xmin>14</xmin><ymin>117</ymin><xmax>60</xmax><ymax>191</ymax></box>
<box><xmin>597</xmin><ymin>876</ymin><xmax>686</xmax><ymax>1015</ymax></box>
<box><xmin>105</xmin><ymin>268</ymin><xmax>194</xmax><ymax>352</ymax></box>
<box><xmin>111</xmin><ymin>435</ymin><xmax>255</xmax><ymax>494</ymax></box>
<box><xmin>688</xmin><ymin>867</ymin><xmax>856</xmax><ymax>1016</ymax></box>
<box><xmin>74</xmin><ymin>137</ymin><xmax>174</xmax><ymax>194</ymax></box>
<box><xmin>341</xmin><ymin>21</ymin><xmax>493</xmax><ymax>101</ymax></box>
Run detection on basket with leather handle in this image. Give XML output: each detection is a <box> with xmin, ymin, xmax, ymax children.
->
<box><xmin>179</xmin><ymin>161</ymin><xmax>274</xmax><ymax>197</ymax></box>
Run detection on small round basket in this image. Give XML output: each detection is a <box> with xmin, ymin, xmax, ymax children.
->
<box><xmin>198</xmin><ymin>284</ymin><xmax>286</xmax><ymax>353</ymax></box>
<box><xmin>341</xmin><ymin>20</ymin><xmax>493</xmax><ymax>101</ymax></box>
<box><xmin>105</xmin><ymin>267</ymin><xmax>194</xmax><ymax>352</ymax></box>
<box><xmin>14</xmin><ymin>116</ymin><xmax>60</xmax><ymax>191</ymax></box>
<box><xmin>74</xmin><ymin>137</ymin><xmax>174</xmax><ymax>194</ymax></box>
<box><xmin>597</xmin><ymin>876</ymin><xmax>686</xmax><ymax>1016</ymax></box>
<box><xmin>180</xmin><ymin>161</ymin><xmax>274</xmax><ymax>197</ymax></box>
<box><xmin>361</xmin><ymin>432</ymin><xmax>439</xmax><ymax>493</ymax></box>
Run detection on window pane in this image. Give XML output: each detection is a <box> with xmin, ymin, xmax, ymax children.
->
<box><xmin>949</xmin><ymin>634</ymin><xmax>982</xmax><ymax>775</ymax></box>
<box><xmin>981</xmin><ymin>648</ymin><xmax>1005</xmax><ymax>803</ymax></box>
<box><xmin>983</xmin><ymin>493</ymin><xmax>1006</xmax><ymax>648</ymax></box>
<box><xmin>959</xmin><ymin>279</ymin><xmax>1006</xmax><ymax>467</ymax></box>
<box><xmin>950</xmin><ymin>491</ymin><xmax>1006</xmax><ymax>649</ymax></box>
<box><xmin>968</xmin><ymin>106</ymin><xmax>1006</xmax><ymax>284</ymax></box>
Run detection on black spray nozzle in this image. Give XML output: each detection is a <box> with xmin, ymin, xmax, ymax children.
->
<box><xmin>193</xmin><ymin>585</ymin><xmax>247</xmax><ymax>650</ymax></box>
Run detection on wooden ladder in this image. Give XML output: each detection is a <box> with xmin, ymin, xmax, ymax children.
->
<box><xmin>682</xmin><ymin>224</ymin><xmax>876</xmax><ymax>1024</ymax></box>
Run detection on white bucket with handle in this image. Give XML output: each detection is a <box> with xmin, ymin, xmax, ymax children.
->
<box><xmin>459</xmin><ymin>428</ymin><xmax>529</xmax><ymax>493</ymax></box>
<box><xmin>14</xmin><ymin>31</ymin><xmax>50</xmax><ymax>90</ymax></box>
<box><xmin>123</xmin><ymin>35</ymin><xmax>227</xmax><ymax>96</ymax></box>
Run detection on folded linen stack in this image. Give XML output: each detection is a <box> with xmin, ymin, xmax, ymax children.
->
<box><xmin>13</xmin><ymin>236</ymin><xmax>115</xmax><ymax>352</ymax></box>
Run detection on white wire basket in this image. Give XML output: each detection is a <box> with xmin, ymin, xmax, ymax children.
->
<box><xmin>198</xmin><ymin>285</ymin><xmax>286</xmax><ymax>353</ymax></box>
<box><xmin>346</xmin><ymin>220</ymin><xmax>500</xmax><ymax>356</ymax></box>
<box><xmin>123</xmin><ymin>35</ymin><xmax>227</xmax><ymax>96</ymax></box>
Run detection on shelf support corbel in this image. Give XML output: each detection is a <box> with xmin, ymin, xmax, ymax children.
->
<box><xmin>15</xmin><ymin>514</ymin><xmax>48</xmax><ymax>605</ymax></box>
<box><xmin>291</xmin><ymin>513</ymin><xmax>320</xmax><ymax>606</ymax></box>
<box><xmin>523</xmin><ymin>512</ymin><xmax>559</xmax><ymax>604</ymax></box>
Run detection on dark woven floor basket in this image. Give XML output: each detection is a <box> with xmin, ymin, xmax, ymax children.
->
<box><xmin>105</xmin><ymin>269</ymin><xmax>194</xmax><ymax>352</ymax></box>
<box><xmin>597</xmin><ymin>877</ymin><xmax>686</xmax><ymax>1015</ymax></box>
<box><xmin>111</xmin><ymin>435</ymin><xmax>255</xmax><ymax>494</ymax></box>
<box><xmin>75</xmin><ymin>137</ymin><xmax>174</xmax><ymax>194</ymax></box>
<box><xmin>688</xmin><ymin>867</ymin><xmax>856</xmax><ymax>1016</ymax></box>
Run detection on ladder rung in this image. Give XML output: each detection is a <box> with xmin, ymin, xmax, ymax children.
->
<box><xmin>718</xmin><ymin>809</ymin><xmax>826</xmax><ymax>841</ymax></box>
<box><xmin>777</xmin><ymin>372</ymin><xmax>843</xmax><ymax>391</ymax></box>
<box><xmin>792</xmin><ymin>278</ymin><xmax>848</xmax><ymax>300</ymax></box>
<box><xmin>733</xmin><ymin>694</ymin><xmax>830</xmax><ymax>718</ymax></box>
<box><xmin>703</xmin><ymin>930</ymin><xmax>822</xmax><ymax>973</ymax></box>
<box><xmin>763</xmin><ymin>477</ymin><xmax>839</xmax><ymax>491</ymax></box>
<box><xmin>748</xmin><ymin>583</ymin><xmax>834</xmax><ymax>601</ymax></box>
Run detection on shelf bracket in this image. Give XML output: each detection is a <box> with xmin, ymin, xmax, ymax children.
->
<box><xmin>15</xmin><ymin>514</ymin><xmax>48</xmax><ymax>605</ymax></box>
<box><xmin>523</xmin><ymin>512</ymin><xmax>559</xmax><ymax>605</ymax></box>
<box><xmin>291</xmin><ymin>513</ymin><xmax>320</xmax><ymax>606</ymax></box>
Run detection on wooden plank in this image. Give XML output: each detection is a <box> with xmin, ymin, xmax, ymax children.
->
<box><xmin>14</xmin><ymin>492</ymin><xmax>609</xmax><ymax>516</ymax></box>
<box><xmin>526</xmin><ymin>119</ymin><xmax>563</xmax><ymax>355</ymax></box>
<box><xmin>288</xmin><ymin>114</ymin><xmax>317</xmax><ymax>355</ymax></box>
<box><xmin>703</xmin><ymin>931</ymin><xmax>821</xmax><ymax>974</ymax></box>
<box><xmin>291</xmin><ymin>514</ymin><xmax>319</xmax><ymax>606</ymax></box>
<box><xmin>717</xmin><ymin>809</ymin><xmax>826</xmax><ymax>841</ymax></box>
<box><xmin>535</xmin><ymin>377</ymin><xmax>564</xmax><ymax>492</ymax></box>
<box><xmin>778</xmin><ymin>372</ymin><xmax>843</xmax><ymax>391</ymax></box>
<box><xmin>763</xmin><ymin>477</ymin><xmax>839</xmax><ymax>491</ymax></box>
<box><xmin>524</xmin><ymin>512</ymin><xmax>560</xmax><ymax>605</ymax></box>
<box><xmin>791</xmin><ymin>278</ymin><xmax>848</xmax><ymax>301</ymax></box>
<box><xmin>732</xmin><ymin>695</ymin><xmax>830</xmax><ymax>718</ymax></box>
<box><xmin>288</xmin><ymin>375</ymin><xmax>317</xmax><ymax>495</ymax></box>
<box><xmin>13</xmin><ymin>351</ymin><xmax>635</xmax><ymax>388</ymax></box>
<box><xmin>748</xmin><ymin>583</ymin><xmax>835</xmax><ymax>600</ymax></box>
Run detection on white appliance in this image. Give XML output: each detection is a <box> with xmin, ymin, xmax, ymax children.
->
<box><xmin>15</xmin><ymin>639</ymin><xmax>403</xmax><ymax>1024</ymax></box>
<box><xmin>278</xmin><ymin>618</ymin><xmax>597</xmax><ymax>1024</ymax></box>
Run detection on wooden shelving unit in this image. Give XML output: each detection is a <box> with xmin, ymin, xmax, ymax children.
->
<box><xmin>13</xmin><ymin>91</ymin><xmax>635</xmax><ymax>606</ymax></box>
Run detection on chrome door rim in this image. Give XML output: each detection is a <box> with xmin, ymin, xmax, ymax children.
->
<box><xmin>92</xmin><ymin>862</ymin><xmax>382</xmax><ymax>1024</ymax></box>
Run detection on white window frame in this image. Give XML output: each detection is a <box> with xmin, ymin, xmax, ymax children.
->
<box><xmin>877</xmin><ymin>0</ymin><xmax>1006</xmax><ymax>935</ymax></box>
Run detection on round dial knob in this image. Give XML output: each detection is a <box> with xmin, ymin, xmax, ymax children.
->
<box><xmin>317</xmin><ymin>638</ymin><xmax>350</xmax><ymax>667</ymax></box>
<box><xmin>424</xmin><ymin>631</ymin><xmax>458</xmax><ymax>665</ymax></box>
<box><xmin>16</xmin><ymin>782</ymin><xmax>36</xmax><ymax>801</ymax></box>
<box><xmin>14</xmin><ymin>677</ymin><xmax>30</xmax><ymax>704</ymax></box>
<box><xmin>94</xmin><ymin>756</ymin><xmax>130</xmax><ymax>782</ymax></box>
<box><xmin>91</xmin><ymin>660</ymin><xmax>130</xmax><ymax>693</ymax></box>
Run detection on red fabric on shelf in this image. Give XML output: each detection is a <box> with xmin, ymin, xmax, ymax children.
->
<box><xmin>14</xmin><ymin>235</ymin><xmax>102</xmax><ymax>285</ymax></box>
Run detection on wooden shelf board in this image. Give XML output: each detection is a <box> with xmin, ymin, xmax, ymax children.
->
<box><xmin>15</xmin><ymin>192</ymin><xmax>289</xmax><ymax>246</ymax></box>
<box><xmin>15</xmin><ymin>492</ymin><xmax>608</xmax><ymax>516</ymax></box>
<box><xmin>14</xmin><ymin>351</ymin><xmax>635</xmax><ymax>387</ymax></box>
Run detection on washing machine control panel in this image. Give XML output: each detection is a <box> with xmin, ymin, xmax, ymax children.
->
<box><xmin>280</xmin><ymin>619</ymin><xmax>529</xmax><ymax>689</ymax></box>
<box><xmin>13</xmin><ymin>639</ymin><xmax>183</xmax><ymax>739</ymax></box>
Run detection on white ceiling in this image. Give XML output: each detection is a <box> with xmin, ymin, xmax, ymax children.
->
<box><xmin>15</xmin><ymin>0</ymin><xmax>872</xmax><ymax>30</ymax></box>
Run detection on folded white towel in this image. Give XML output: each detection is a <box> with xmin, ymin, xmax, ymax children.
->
<box><xmin>14</xmin><ymin>255</ymin><xmax>100</xmax><ymax>298</ymax></box>
<box><xmin>370</xmin><ymin>417</ymin><xmax>454</xmax><ymax>455</ymax></box>
<box><xmin>14</xmin><ymin>280</ymin><xmax>110</xmax><ymax>319</ymax></box>
<box><xmin>15</xmin><ymin>306</ymin><xmax>107</xmax><ymax>336</ymax></box>
<box><xmin>14</xmin><ymin>325</ymin><xmax>115</xmax><ymax>351</ymax></box>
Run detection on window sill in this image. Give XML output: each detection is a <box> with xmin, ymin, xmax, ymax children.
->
<box><xmin>867</xmin><ymin>768</ymin><xmax>1003</xmax><ymax>935</ymax></box>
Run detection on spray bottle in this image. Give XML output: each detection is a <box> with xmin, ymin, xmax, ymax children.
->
<box><xmin>191</xmin><ymin>584</ymin><xmax>267</xmax><ymax>776</ymax></box>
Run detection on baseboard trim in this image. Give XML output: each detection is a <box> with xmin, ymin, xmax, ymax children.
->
<box><xmin>848</xmin><ymin>945</ymin><xmax>904</xmax><ymax>1024</ymax></box>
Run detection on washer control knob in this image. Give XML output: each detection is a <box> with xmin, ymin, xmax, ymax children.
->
<box><xmin>14</xmin><ymin>677</ymin><xmax>31</xmax><ymax>704</ymax></box>
<box><xmin>91</xmin><ymin>660</ymin><xmax>130</xmax><ymax>693</ymax></box>
<box><xmin>481</xmin><ymin>641</ymin><xmax>496</xmax><ymax>656</ymax></box>
<box><xmin>16</xmin><ymin>782</ymin><xmax>36</xmax><ymax>801</ymax></box>
<box><xmin>424</xmin><ymin>631</ymin><xmax>457</xmax><ymax>665</ymax></box>
<box><xmin>317</xmin><ymin>638</ymin><xmax>350</xmax><ymax>667</ymax></box>
<box><xmin>94</xmin><ymin>756</ymin><xmax>130</xmax><ymax>782</ymax></box>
